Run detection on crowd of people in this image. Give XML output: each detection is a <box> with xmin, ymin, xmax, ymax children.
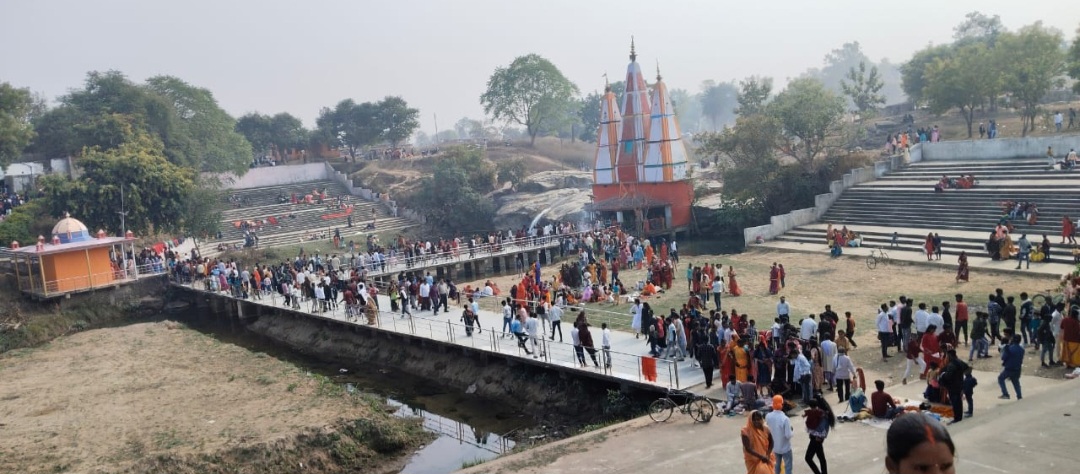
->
<box><xmin>0</xmin><ymin>189</ymin><xmax>31</xmax><ymax>223</ymax></box>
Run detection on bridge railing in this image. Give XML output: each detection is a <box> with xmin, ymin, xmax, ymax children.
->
<box><xmin>171</xmin><ymin>275</ymin><xmax>682</xmax><ymax>390</ymax></box>
<box><xmin>332</xmin><ymin>227</ymin><xmax>616</xmax><ymax>276</ymax></box>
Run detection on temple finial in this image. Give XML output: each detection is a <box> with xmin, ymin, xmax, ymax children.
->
<box><xmin>603</xmin><ymin>73</ymin><xmax>610</xmax><ymax>92</ymax></box>
<box><xmin>656</xmin><ymin>60</ymin><xmax>662</xmax><ymax>81</ymax></box>
<box><xmin>630</xmin><ymin>36</ymin><xmax>636</xmax><ymax>61</ymax></box>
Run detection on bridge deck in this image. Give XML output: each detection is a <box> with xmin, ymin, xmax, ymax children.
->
<box><xmin>172</xmin><ymin>278</ymin><xmax>707</xmax><ymax>392</ymax></box>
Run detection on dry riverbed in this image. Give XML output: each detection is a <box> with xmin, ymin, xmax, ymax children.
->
<box><xmin>0</xmin><ymin>321</ymin><xmax>431</xmax><ymax>474</ymax></box>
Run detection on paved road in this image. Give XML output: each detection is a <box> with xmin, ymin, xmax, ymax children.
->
<box><xmin>460</xmin><ymin>369</ymin><xmax>1078</xmax><ymax>474</ymax></box>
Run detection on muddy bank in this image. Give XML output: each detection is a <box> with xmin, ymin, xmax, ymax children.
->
<box><xmin>202</xmin><ymin>303</ymin><xmax>648</xmax><ymax>426</ymax></box>
<box><xmin>0</xmin><ymin>276</ymin><xmax>169</xmax><ymax>353</ymax></box>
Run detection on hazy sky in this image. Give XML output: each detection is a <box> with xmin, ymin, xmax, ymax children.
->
<box><xmin>3</xmin><ymin>0</ymin><xmax>1078</xmax><ymax>133</ymax></box>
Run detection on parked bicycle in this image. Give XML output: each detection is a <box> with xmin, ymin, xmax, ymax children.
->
<box><xmin>647</xmin><ymin>388</ymin><xmax>715</xmax><ymax>423</ymax></box>
<box><xmin>866</xmin><ymin>247</ymin><xmax>891</xmax><ymax>270</ymax></box>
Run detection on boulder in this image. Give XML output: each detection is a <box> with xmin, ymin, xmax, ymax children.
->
<box><xmin>517</xmin><ymin>170</ymin><xmax>593</xmax><ymax>193</ymax></box>
<box><xmin>494</xmin><ymin>187</ymin><xmax>592</xmax><ymax>229</ymax></box>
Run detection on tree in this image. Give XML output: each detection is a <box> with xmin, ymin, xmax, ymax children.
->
<box><xmin>840</xmin><ymin>61</ymin><xmax>887</xmax><ymax>115</ymax></box>
<box><xmin>270</xmin><ymin>112</ymin><xmax>308</xmax><ymax>152</ymax></box>
<box><xmin>377</xmin><ymin>96</ymin><xmax>420</xmax><ymax>147</ymax></box>
<box><xmin>0</xmin><ymin>82</ymin><xmax>36</xmax><ymax>167</ymax></box>
<box><xmin>735</xmin><ymin>76</ymin><xmax>773</xmax><ymax>117</ymax></box>
<box><xmin>39</xmin><ymin>130</ymin><xmax>196</xmax><ymax>235</ymax></box>
<box><xmin>923</xmin><ymin>44</ymin><xmax>999</xmax><ymax>137</ymax></box>
<box><xmin>235</xmin><ymin>113</ymin><xmax>274</xmax><ymax>157</ymax></box>
<box><xmin>316</xmin><ymin>99</ymin><xmax>381</xmax><ymax>161</ymax></box>
<box><xmin>1069</xmin><ymin>26</ymin><xmax>1080</xmax><ymax>94</ymax></box>
<box><xmin>496</xmin><ymin>158</ymin><xmax>527</xmax><ymax>187</ymax></box>
<box><xmin>698</xmin><ymin>80</ymin><xmax>738</xmax><ymax>130</ymax></box>
<box><xmin>411</xmin><ymin>146</ymin><xmax>496</xmax><ymax>232</ymax></box>
<box><xmin>480</xmin><ymin>54</ymin><xmax>579</xmax><ymax>145</ymax></box>
<box><xmin>997</xmin><ymin>24</ymin><xmax>1066</xmax><ymax>136</ymax></box>
<box><xmin>144</xmin><ymin>75</ymin><xmax>252</xmax><ymax>174</ymax></box>
<box><xmin>668</xmin><ymin>87</ymin><xmax>702</xmax><ymax>133</ymax></box>
<box><xmin>455</xmin><ymin>117</ymin><xmax>484</xmax><ymax>140</ymax></box>
<box><xmin>953</xmin><ymin>11</ymin><xmax>1006</xmax><ymax>46</ymax></box>
<box><xmin>31</xmin><ymin>71</ymin><xmax>251</xmax><ymax>174</ymax></box>
<box><xmin>900</xmin><ymin>44</ymin><xmax>955</xmax><ymax>104</ymax></box>
<box><xmin>767</xmin><ymin>78</ymin><xmax>845</xmax><ymax>172</ymax></box>
<box><xmin>576</xmin><ymin>92</ymin><xmax>602</xmax><ymax>143</ymax></box>
<box><xmin>696</xmin><ymin>114</ymin><xmax>781</xmax><ymax>199</ymax></box>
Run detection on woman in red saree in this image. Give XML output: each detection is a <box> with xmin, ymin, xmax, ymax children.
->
<box><xmin>721</xmin><ymin>338</ymin><xmax>737</xmax><ymax>383</ymax></box>
<box><xmin>920</xmin><ymin>326</ymin><xmax>942</xmax><ymax>377</ymax></box>
<box><xmin>924</xmin><ymin>233</ymin><xmax>934</xmax><ymax>261</ymax></box>
<box><xmin>728</xmin><ymin>266</ymin><xmax>742</xmax><ymax>296</ymax></box>
<box><xmin>768</xmin><ymin>263</ymin><xmax>780</xmax><ymax>295</ymax></box>
<box><xmin>1063</xmin><ymin>216</ymin><xmax>1076</xmax><ymax>244</ymax></box>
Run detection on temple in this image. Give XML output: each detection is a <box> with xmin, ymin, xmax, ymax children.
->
<box><xmin>590</xmin><ymin>40</ymin><xmax>693</xmax><ymax>238</ymax></box>
<box><xmin>8</xmin><ymin>214</ymin><xmax>142</xmax><ymax>299</ymax></box>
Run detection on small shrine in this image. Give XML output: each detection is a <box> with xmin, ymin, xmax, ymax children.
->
<box><xmin>9</xmin><ymin>213</ymin><xmax>139</xmax><ymax>299</ymax></box>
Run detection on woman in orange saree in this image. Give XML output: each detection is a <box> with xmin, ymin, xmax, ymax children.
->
<box><xmin>728</xmin><ymin>266</ymin><xmax>742</xmax><ymax>296</ymax></box>
<box><xmin>741</xmin><ymin>411</ymin><xmax>775</xmax><ymax>474</ymax></box>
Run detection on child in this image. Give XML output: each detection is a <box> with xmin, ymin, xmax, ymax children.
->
<box><xmin>890</xmin><ymin>232</ymin><xmax>900</xmax><ymax>248</ymax></box>
<box><xmin>962</xmin><ymin>367</ymin><xmax>977</xmax><ymax>418</ymax></box>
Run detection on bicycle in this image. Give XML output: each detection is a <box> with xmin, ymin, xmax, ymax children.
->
<box><xmin>647</xmin><ymin>388</ymin><xmax>715</xmax><ymax>423</ymax></box>
<box><xmin>866</xmin><ymin>248</ymin><xmax>891</xmax><ymax>270</ymax></box>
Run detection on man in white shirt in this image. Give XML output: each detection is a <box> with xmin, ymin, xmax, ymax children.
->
<box><xmin>419</xmin><ymin>281</ymin><xmax>431</xmax><ymax>311</ymax></box>
<box><xmin>524</xmin><ymin>312</ymin><xmax>541</xmax><ymax>358</ymax></box>
<box><xmin>928</xmin><ymin>307</ymin><xmax>945</xmax><ymax>336</ymax></box>
<box><xmin>711</xmin><ymin>276</ymin><xmax>724</xmax><ymax>311</ymax></box>
<box><xmin>877</xmin><ymin>303</ymin><xmax>893</xmax><ymax>361</ymax></box>
<box><xmin>914</xmin><ymin>303</ymin><xmax>930</xmax><ymax>336</ymax></box>
<box><xmin>765</xmin><ymin>395</ymin><xmax>794</xmax><ymax>474</ymax></box>
<box><xmin>800</xmin><ymin>314</ymin><xmax>818</xmax><ymax>341</ymax></box>
<box><xmin>501</xmin><ymin>299</ymin><xmax>513</xmax><ymax>337</ymax></box>
<box><xmin>776</xmin><ymin>296</ymin><xmax>790</xmax><ymax>325</ymax></box>
<box><xmin>600</xmin><ymin>322</ymin><xmax>612</xmax><ymax>369</ymax></box>
<box><xmin>771</xmin><ymin>318</ymin><xmax>783</xmax><ymax>349</ymax></box>
<box><xmin>549</xmin><ymin>304</ymin><xmax>564</xmax><ymax>342</ymax></box>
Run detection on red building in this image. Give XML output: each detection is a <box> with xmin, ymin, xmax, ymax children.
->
<box><xmin>590</xmin><ymin>40</ymin><xmax>693</xmax><ymax>238</ymax></box>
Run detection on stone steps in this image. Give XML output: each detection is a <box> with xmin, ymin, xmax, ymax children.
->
<box><xmin>764</xmin><ymin>157</ymin><xmax>1080</xmax><ymax>262</ymax></box>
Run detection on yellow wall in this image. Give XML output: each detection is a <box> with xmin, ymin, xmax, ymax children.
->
<box><xmin>42</xmin><ymin>247</ymin><xmax>116</xmax><ymax>294</ymax></box>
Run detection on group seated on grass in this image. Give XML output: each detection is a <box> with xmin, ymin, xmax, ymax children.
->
<box><xmin>934</xmin><ymin>174</ymin><xmax>977</xmax><ymax>192</ymax></box>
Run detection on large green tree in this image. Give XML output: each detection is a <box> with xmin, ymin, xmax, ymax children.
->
<box><xmin>840</xmin><ymin>61</ymin><xmax>886</xmax><ymax>115</ymax></box>
<box><xmin>480</xmin><ymin>54</ymin><xmax>579</xmax><ymax>145</ymax></box>
<box><xmin>900</xmin><ymin>44</ymin><xmax>954</xmax><ymax>104</ymax></box>
<box><xmin>735</xmin><ymin>76</ymin><xmax>773</xmax><ymax>117</ymax></box>
<box><xmin>0</xmin><ymin>82</ymin><xmax>36</xmax><ymax>167</ymax></box>
<box><xmin>31</xmin><ymin>71</ymin><xmax>251</xmax><ymax>174</ymax></box>
<box><xmin>316</xmin><ymin>99</ymin><xmax>381</xmax><ymax>161</ymax></box>
<box><xmin>145</xmin><ymin>75</ymin><xmax>252</xmax><ymax>173</ymax></box>
<box><xmin>236</xmin><ymin>112</ymin><xmax>308</xmax><ymax>158</ymax></box>
<box><xmin>411</xmin><ymin>146</ymin><xmax>496</xmax><ymax>232</ymax></box>
<box><xmin>997</xmin><ymin>23</ymin><xmax>1066</xmax><ymax>136</ymax></box>
<box><xmin>923</xmin><ymin>44</ymin><xmax>999</xmax><ymax>137</ymax></box>
<box><xmin>377</xmin><ymin>96</ymin><xmax>420</xmax><ymax>147</ymax></box>
<box><xmin>767</xmin><ymin>78</ymin><xmax>845</xmax><ymax>172</ymax></box>
<box><xmin>38</xmin><ymin>129</ymin><xmax>196</xmax><ymax>235</ymax></box>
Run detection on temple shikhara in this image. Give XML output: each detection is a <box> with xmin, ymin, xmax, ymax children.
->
<box><xmin>590</xmin><ymin>40</ymin><xmax>693</xmax><ymax>238</ymax></box>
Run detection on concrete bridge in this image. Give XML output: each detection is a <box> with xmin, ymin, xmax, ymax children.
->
<box><xmin>169</xmin><ymin>276</ymin><xmax>708</xmax><ymax>395</ymax></box>
<box><xmin>344</xmin><ymin>230</ymin><xmax>599</xmax><ymax>282</ymax></box>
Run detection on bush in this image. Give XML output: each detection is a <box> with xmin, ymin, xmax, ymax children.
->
<box><xmin>0</xmin><ymin>200</ymin><xmax>53</xmax><ymax>246</ymax></box>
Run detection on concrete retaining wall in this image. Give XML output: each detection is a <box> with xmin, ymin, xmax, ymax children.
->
<box><xmin>743</xmin><ymin>154</ymin><xmax>906</xmax><ymax>246</ymax></box>
<box><xmin>922</xmin><ymin>136</ymin><xmax>1080</xmax><ymax>161</ymax></box>
<box><xmin>214</xmin><ymin>163</ymin><xmax>329</xmax><ymax>189</ymax></box>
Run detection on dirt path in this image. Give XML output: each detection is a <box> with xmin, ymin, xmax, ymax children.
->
<box><xmin>464</xmin><ymin>247</ymin><xmax>1072</xmax><ymax>383</ymax></box>
<box><xmin>0</xmin><ymin>321</ymin><xmax>404</xmax><ymax>473</ymax></box>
